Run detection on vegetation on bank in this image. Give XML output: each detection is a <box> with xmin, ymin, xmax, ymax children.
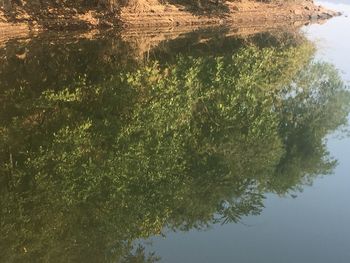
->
<box><xmin>1</xmin><ymin>0</ymin><xmax>304</xmax><ymax>13</ymax></box>
<box><xmin>1</xmin><ymin>0</ymin><xmax>336</xmax><ymax>31</ymax></box>
<box><xmin>0</xmin><ymin>30</ymin><xmax>349</xmax><ymax>262</ymax></box>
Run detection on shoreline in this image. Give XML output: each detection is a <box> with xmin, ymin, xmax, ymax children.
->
<box><xmin>121</xmin><ymin>1</ymin><xmax>340</xmax><ymax>28</ymax></box>
<box><xmin>0</xmin><ymin>1</ymin><xmax>341</xmax><ymax>44</ymax></box>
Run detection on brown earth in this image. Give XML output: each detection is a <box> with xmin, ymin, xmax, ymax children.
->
<box><xmin>121</xmin><ymin>0</ymin><xmax>339</xmax><ymax>27</ymax></box>
<box><xmin>0</xmin><ymin>0</ymin><xmax>341</xmax><ymax>45</ymax></box>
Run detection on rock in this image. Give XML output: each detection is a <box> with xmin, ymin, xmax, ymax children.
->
<box><xmin>232</xmin><ymin>6</ymin><xmax>239</xmax><ymax>11</ymax></box>
<box><xmin>100</xmin><ymin>21</ymin><xmax>114</xmax><ymax>28</ymax></box>
<box><xmin>318</xmin><ymin>12</ymin><xmax>333</xmax><ymax>19</ymax></box>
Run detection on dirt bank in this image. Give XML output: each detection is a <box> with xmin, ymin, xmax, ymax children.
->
<box><xmin>0</xmin><ymin>0</ymin><xmax>341</xmax><ymax>44</ymax></box>
<box><xmin>121</xmin><ymin>0</ymin><xmax>340</xmax><ymax>28</ymax></box>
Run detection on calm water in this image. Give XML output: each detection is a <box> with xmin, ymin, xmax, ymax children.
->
<box><xmin>1</xmin><ymin>2</ymin><xmax>350</xmax><ymax>262</ymax></box>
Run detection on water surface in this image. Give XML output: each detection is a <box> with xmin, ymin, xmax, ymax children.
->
<box><xmin>1</xmin><ymin>3</ymin><xmax>350</xmax><ymax>262</ymax></box>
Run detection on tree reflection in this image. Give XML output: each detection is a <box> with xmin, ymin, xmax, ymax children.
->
<box><xmin>0</xmin><ymin>29</ymin><xmax>349</xmax><ymax>262</ymax></box>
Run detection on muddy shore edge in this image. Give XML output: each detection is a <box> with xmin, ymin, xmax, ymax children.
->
<box><xmin>0</xmin><ymin>1</ymin><xmax>341</xmax><ymax>44</ymax></box>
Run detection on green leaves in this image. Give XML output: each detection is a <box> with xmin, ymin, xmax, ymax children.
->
<box><xmin>0</xmin><ymin>31</ymin><xmax>349</xmax><ymax>262</ymax></box>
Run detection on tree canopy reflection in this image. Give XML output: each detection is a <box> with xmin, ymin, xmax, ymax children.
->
<box><xmin>0</xmin><ymin>30</ymin><xmax>349</xmax><ymax>262</ymax></box>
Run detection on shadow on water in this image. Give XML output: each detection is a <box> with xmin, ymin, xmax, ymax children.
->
<box><xmin>0</xmin><ymin>27</ymin><xmax>350</xmax><ymax>262</ymax></box>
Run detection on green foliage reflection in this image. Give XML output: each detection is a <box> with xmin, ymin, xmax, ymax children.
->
<box><xmin>0</xmin><ymin>31</ymin><xmax>349</xmax><ymax>262</ymax></box>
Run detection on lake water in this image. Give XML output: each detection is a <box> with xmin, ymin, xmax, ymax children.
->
<box><xmin>1</xmin><ymin>1</ymin><xmax>350</xmax><ymax>262</ymax></box>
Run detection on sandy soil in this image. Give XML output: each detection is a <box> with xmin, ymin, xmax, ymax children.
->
<box><xmin>121</xmin><ymin>0</ymin><xmax>339</xmax><ymax>27</ymax></box>
<box><xmin>0</xmin><ymin>0</ymin><xmax>340</xmax><ymax>45</ymax></box>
